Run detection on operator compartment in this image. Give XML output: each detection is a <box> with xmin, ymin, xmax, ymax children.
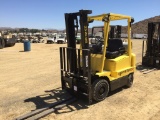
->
<box><xmin>104</xmin><ymin>38</ymin><xmax>130</xmax><ymax>72</ymax></box>
<box><xmin>90</xmin><ymin>38</ymin><xmax>128</xmax><ymax>72</ymax></box>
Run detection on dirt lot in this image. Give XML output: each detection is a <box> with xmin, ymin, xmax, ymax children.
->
<box><xmin>0</xmin><ymin>40</ymin><xmax>160</xmax><ymax>120</ymax></box>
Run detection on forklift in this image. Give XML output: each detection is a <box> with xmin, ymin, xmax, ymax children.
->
<box><xmin>142</xmin><ymin>22</ymin><xmax>160</xmax><ymax>68</ymax></box>
<box><xmin>15</xmin><ymin>10</ymin><xmax>135</xmax><ymax>120</ymax></box>
<box><xmin>60</xmin><ymin>10</ymin><xmax>136</xmax><ymax>104</ymax></box>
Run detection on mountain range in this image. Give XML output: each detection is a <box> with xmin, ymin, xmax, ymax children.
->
<box><xmin>0</xmin><ymin>15</ymin><xmax>160</xmax><ymax>34</ymax></box>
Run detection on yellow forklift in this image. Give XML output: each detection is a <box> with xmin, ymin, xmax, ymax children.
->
<box><xmin>16</xmin><ymin>10</ymin><xmax>136</xmax><ymax>120</ymax></box>
<box><xmin>60</xmin><ymin>10</ymin><xmax>136</xmax><ymax>104</ymax></box>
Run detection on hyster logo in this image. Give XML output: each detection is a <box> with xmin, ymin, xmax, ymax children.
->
<box><xmin>84</xmin><ymin>26</ymin><xmax>88</xmax><ymax>43</ymax></box>
<box><xmin>118</xmin><ymin>68</ymin><xmax>134</xmax><ymax>76</ymax></box>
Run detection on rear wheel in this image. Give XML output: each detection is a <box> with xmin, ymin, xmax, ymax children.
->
<box><xmin>126</xmin><ymin>73</ymin><xmax>134</xmax><ymax>88</ymax></box>
<box><xmin>92</xmin><ymin>79</ymin><xmax>109</xmax><ymax>102</ymax></box>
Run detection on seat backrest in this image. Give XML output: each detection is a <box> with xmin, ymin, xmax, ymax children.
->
<box><xmin>107</xmin><ymin>39</ymin><xmax>123</xmax><ymax>52</ymax></box>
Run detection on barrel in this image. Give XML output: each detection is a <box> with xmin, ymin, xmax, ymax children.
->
<box><xmin>23</xmin><ymin>41</ymin><xmax>31</xmax><ymax>51</ymax></box>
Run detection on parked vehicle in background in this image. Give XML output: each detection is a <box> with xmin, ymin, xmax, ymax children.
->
<box><xmin>20</xmin><ymin>36</ymin><xmax>28</xmax><ymax>42</ymax></box>
<box><xmin>0</xmin><ymin>32</ymin><xmax>16</xmax><ymax>49</ymax></box>
<box><xmin>133</xmin><ymin>34</ymin><xmax>147</xmax><ymax>39</ymax></box>
<box><xmin>121</xmin><ymin>33</ymin><xmax>128</xmax><ymax>38</ymax></box>
<box><xmin>47</xmin><ymin>35</ymin><xmax>56</xmax><ymax>44</ymax></box>
<box><xmin>55</xmin><ymin>33</ymin><xmax>66</xmax><ymax>44</ymax></box>
<box><xmin>16</xmin><ymin>36</ymin><xmax>21</xmax><ymax>43</ymax></box>
<box><xmin>28</xmin><ymin>36</ymin><xmax>35</xmax><ymax>43</ymax></box>
<box><xmin>32</xmin><ymin>36</ymin><xmax>39</xmax><ymax>43</ymax></box>
<box><xmin>94</xmin><ymin>31</ymin><xmax>103</xmax><ymax>38</ymax></box>
<box><xmin>37</xmin><ymin>36</ymin><xmax>45</xmax><ymax>43</ymax></box>
<box><xmin>47</xmin><ymin>33</ymin><xmax>66</xmax><ymax>44</ymax></box>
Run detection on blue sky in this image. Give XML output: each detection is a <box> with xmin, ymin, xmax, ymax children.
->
<box><xmin>0</xmin><ymin>0</ymin><xmax>159</xmax><ymax>29</ymax></box>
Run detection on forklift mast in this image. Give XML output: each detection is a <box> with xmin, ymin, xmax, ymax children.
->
<box><xmin>109</xmin><ymin>25</ymin><xmax>121</xmax><ymax>38</ymax></box>
<box><xmin>60</xmin><ymin>10</ymin><xmax>93</xmax><ymax>103</ymax></box>
<box><xmin>142</xmin><ymin>22</ymin><xmax>160</xmax><ymax>67</ymax></box>
<box><xmin>65</xmin><ymin>10</ymin><xmax>91</xmax><ymax>49</ymax></box>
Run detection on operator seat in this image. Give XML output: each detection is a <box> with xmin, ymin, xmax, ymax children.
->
<box><xmin>106</xmin><ymin>38</ymin><xmax>125</xmax><ymax>59</ymax></box>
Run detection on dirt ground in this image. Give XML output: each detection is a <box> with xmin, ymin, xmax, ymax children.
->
<box><xmin>0</xmin><ymin>40</ymin><xmax>160</xmax><ymax>120</ymax></box>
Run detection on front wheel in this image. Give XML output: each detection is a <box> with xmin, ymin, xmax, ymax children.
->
<box><xmin>92</xmin><ymin>79</ymin><xmax>109</xmax><ymax>102</ymax></box>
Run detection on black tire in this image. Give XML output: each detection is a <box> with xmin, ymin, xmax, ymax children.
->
<box><xmin>126</xmin><ymin>73</ymin><xmax>134</xmax><ymax>88</ymax></box>
<box><xmin>0</xmin><ymin>38</ymin><xmax>5</xmax><ymax>49</ymax></box>
<box><xmin>92</xmin><ymin>79</ymin><xmax>109</xmax><ymax>102</ymax></box>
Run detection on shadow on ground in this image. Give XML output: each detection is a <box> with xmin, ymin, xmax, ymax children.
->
<box><xmin>16</xmin><ymin>85</ymin><xmax>130</xmax><ymax>119</ymax></box>
<box><xmin>24</xmin><ymin>86</ymin><xmax>126</xmax><ymax>113</ymax></box>
<box><xmin>24</xmin><ymin>87</ymin><xmax>89</xmax><ymax>114</ymax></box>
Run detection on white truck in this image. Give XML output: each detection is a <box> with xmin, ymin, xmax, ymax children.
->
<box><xmin>133</xmin><ymin>34</ymin><xmax>147</xmax><ymax>39</ymax></box>
<box><xmin>47</xmin><ymin>33</ymin><xmax>66</xmax><ymax>44</ymax></box>
<box><xmin>47</xmin><ymin>35</ymin><xmax>56</xmax><ymax>44</ymax></box>
<box><xmin>121</xmin><ymin>33</ymin><xmax>128</xmax><ymax>38</ymax></box>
